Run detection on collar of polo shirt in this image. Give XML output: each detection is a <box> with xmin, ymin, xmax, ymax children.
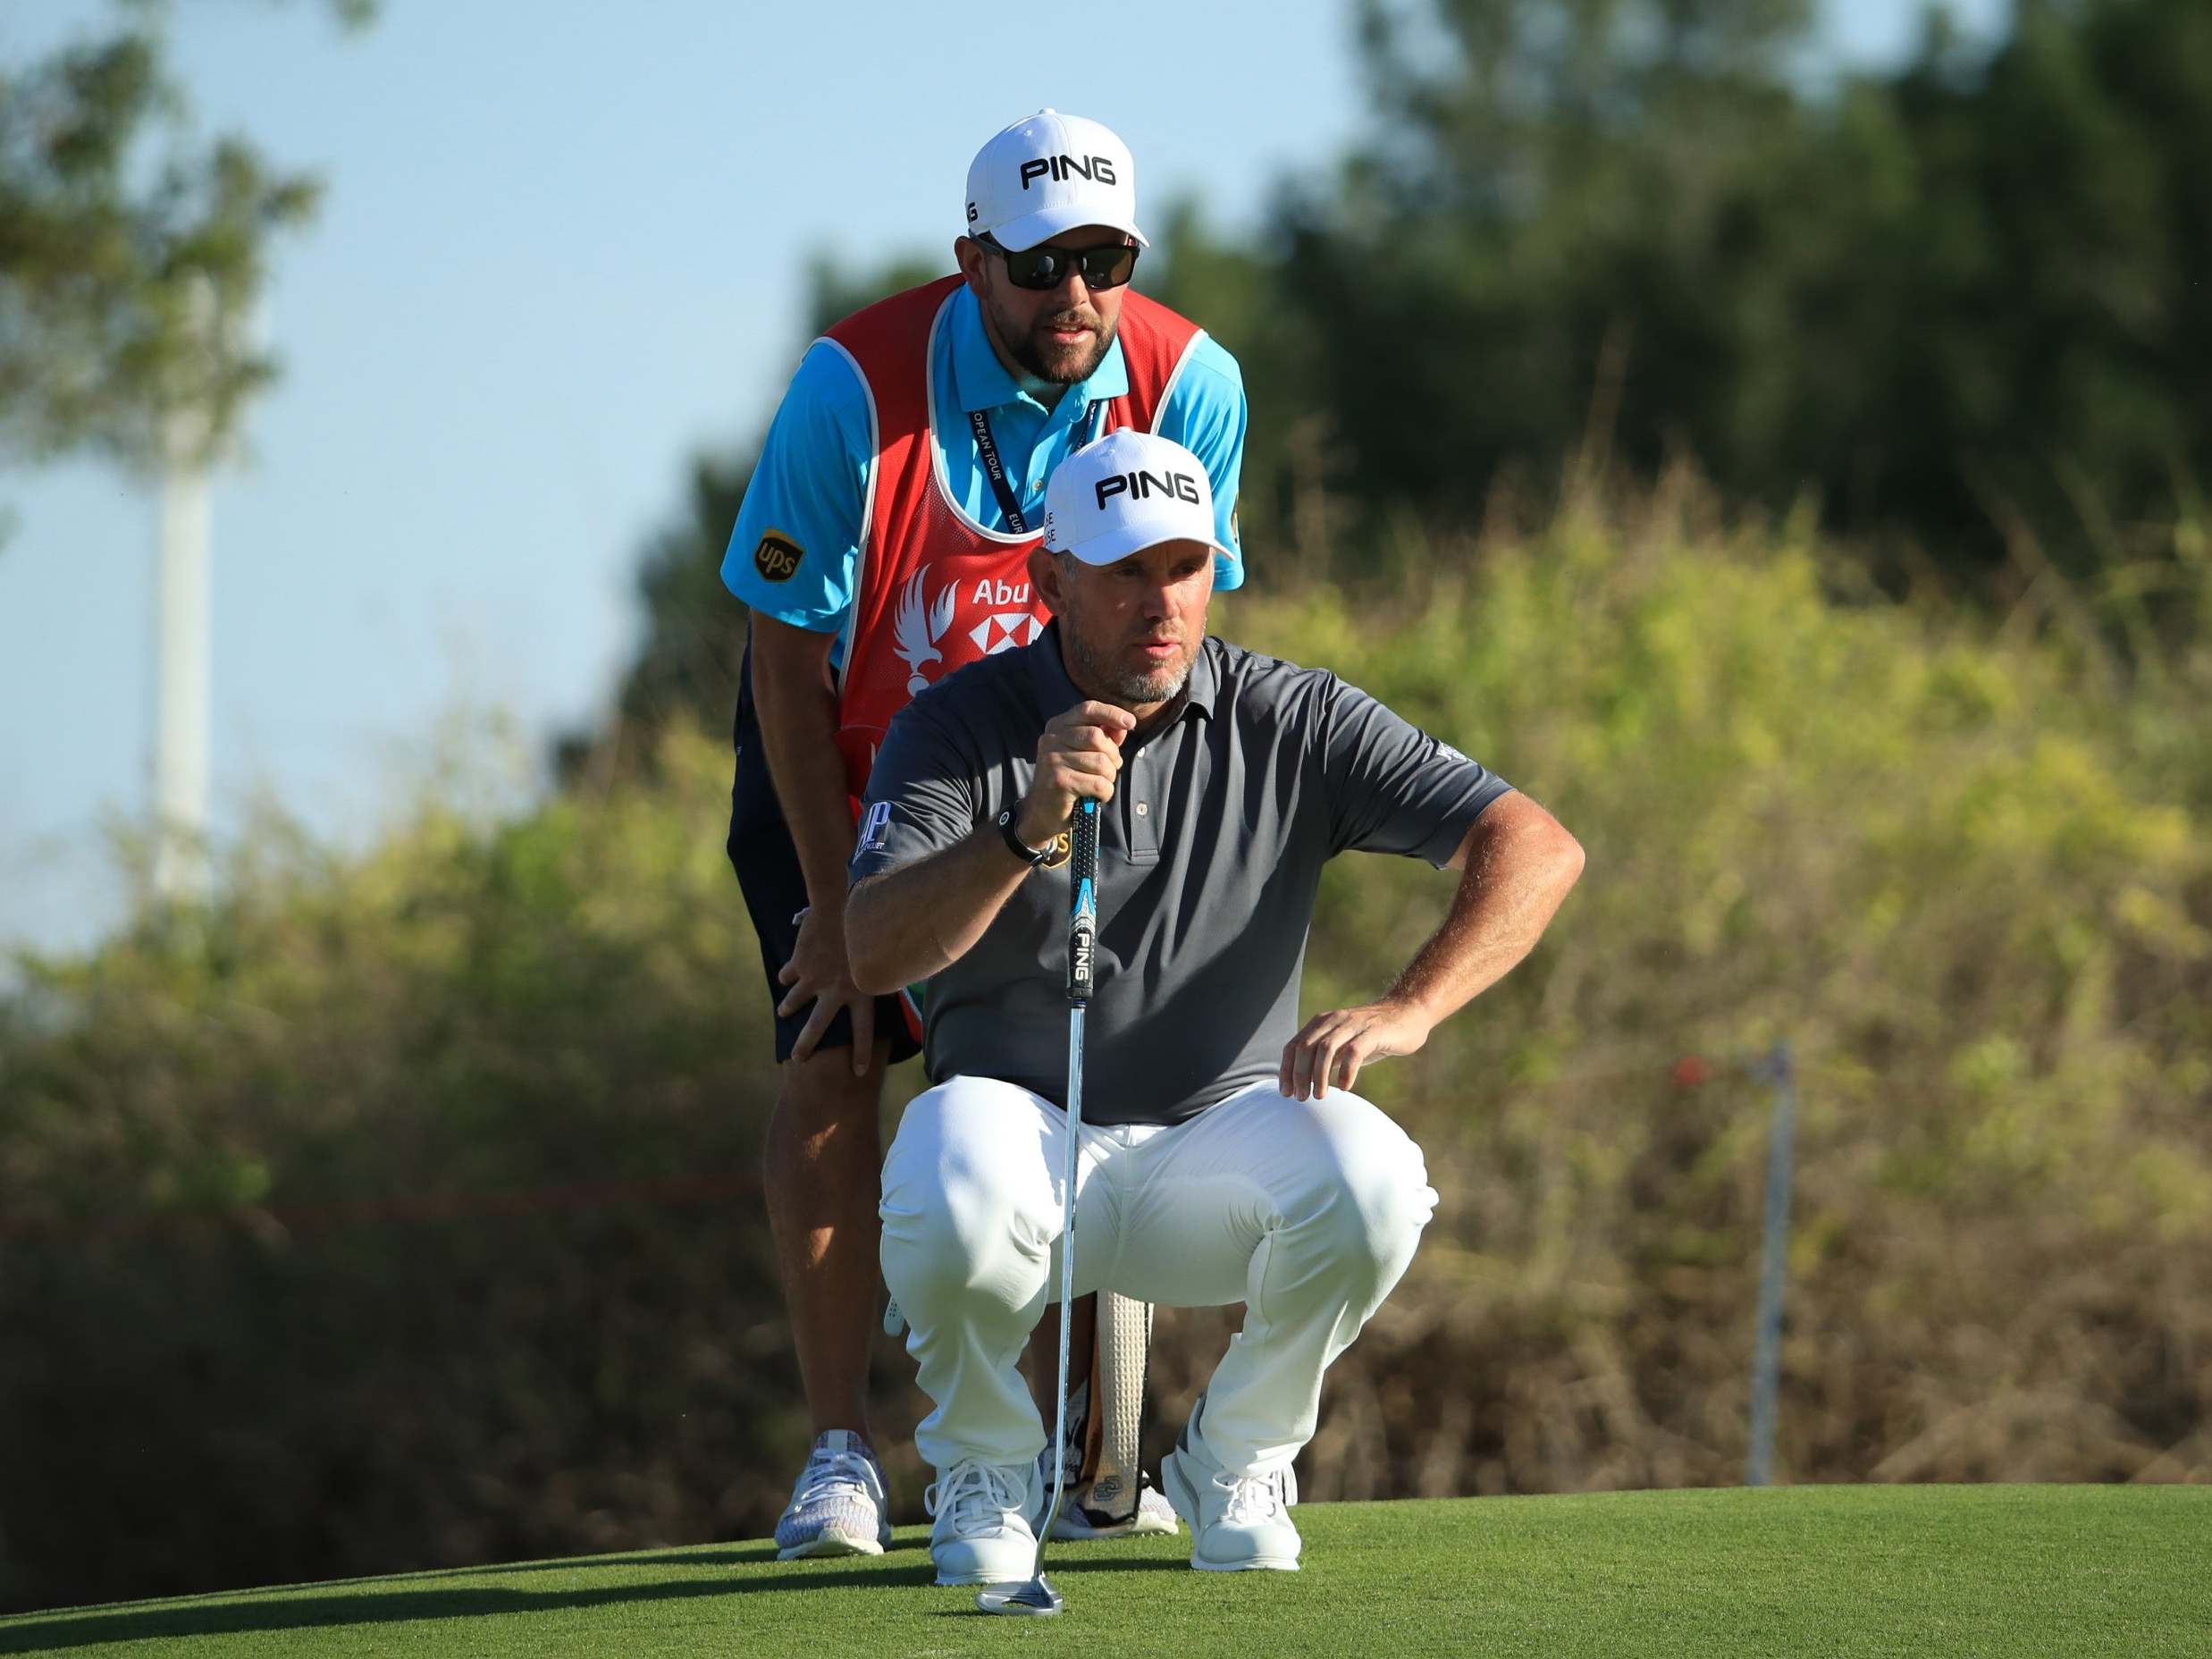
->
<box><xmin>952</xmin><ymin>285</ymin><xmax>1130</xmax><ymax>416</ymax></box>
<box><xmin>1029</xmin><ymin>618</ymin><xmax>1218</xmax><ymax>724</ymax></box>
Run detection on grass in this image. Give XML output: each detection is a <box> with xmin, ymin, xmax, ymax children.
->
<box><xmin>3</xmin><ymin>1486</ymin><xmax>2206</xmax><ymax>1657</ymax></box>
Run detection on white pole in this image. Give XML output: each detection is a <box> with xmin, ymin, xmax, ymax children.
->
<box><xmin>152</xmin><ymin>425</ymin><xmax>212</xmax><ymax>903</ymax></box>
<box><xmin>151</xmin><ymin>274</ymin><xmax>217</xmax><ymax>904</ymax></box>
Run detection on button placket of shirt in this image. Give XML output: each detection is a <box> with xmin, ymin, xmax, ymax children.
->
<box><xmin>1015</xmin><ymin>392</ymin><xmax>1049</xmax><ymax>504</ymax></box>
<box><xmin>1122</xmin><ymin>742</ymin><xmax>1161</xmax><ymax>863</ymax></box>
<box><xmin>1023</xmin><ymin>384</ymin><xmax>1093</xmax><ymax>508</ymax></box>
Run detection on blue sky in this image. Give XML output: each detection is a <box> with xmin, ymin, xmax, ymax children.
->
<box><xmin>0</xmin><ymin>0</ymin><xmax>2009</xmax><ymax>958</ymax></box>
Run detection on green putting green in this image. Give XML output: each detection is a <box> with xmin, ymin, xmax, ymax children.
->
<box><xmin>4</xmin><ymin>1486</ymin><xmax>2206</xmax><ymax>1657</ymax></box>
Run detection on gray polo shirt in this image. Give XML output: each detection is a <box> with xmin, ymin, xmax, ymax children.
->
<box><xmin>848</xmin><ymin>622</ymin><xmax>1512</xmax><ymax>1126</ymax></box>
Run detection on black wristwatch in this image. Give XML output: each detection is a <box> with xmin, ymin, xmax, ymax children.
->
<box><xmin>996</xmin><ymin>808</ymin><xmax>1053</xmax><ymax>867</ymax></box>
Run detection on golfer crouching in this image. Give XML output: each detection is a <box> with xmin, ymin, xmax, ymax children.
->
<box><xmin>845</xmin><ymin>430</ymin><xmax>1584</xmax><ymax>1583</ymax></box>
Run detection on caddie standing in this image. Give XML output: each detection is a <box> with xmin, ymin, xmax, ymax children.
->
<box><xmin>719</xmin><ymin>109</ymin><xmax>1249</xmax><ymax>1558</ymax></box>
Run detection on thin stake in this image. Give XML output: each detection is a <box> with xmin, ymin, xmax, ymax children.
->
<box><xmin>1746</xmin><ymin>1040</ymin><xmax>1797</xmax><ymax>1487</ymax></box>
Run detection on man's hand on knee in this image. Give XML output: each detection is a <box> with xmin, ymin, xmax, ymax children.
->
<box><xmin>778</xmin><ymin>901</ymin><xmax>877</xmax><ymax>1074</ymax></box>
<box><xmin>1278</xmin><ymin>997</ymin><xmax>1434</xmax><ymax>1100</ymax></box>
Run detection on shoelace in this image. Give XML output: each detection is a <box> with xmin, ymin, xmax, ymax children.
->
<box><xmin>795</xmin><ymin>1444</ymin><xmax>879</xmax><ymax>1506</ymax></box>
<box><xmin>924</xmin><ymin>1461</ymin><xmax>1025</xmax><ymax>1530</ymax></box>
<box><xmin>1211</xmin><ymin>1468</ymin><xmax>1291</xmax><ymax>1528</ymax></box>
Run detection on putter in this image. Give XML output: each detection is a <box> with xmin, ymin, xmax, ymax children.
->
<box><xmin>976</xmin><ymin>796</ymin><xmax>1099</xmax><ymax>1617</ymax></box>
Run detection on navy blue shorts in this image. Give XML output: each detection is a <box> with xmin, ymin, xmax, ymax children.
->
<box><xmin>727</xmin><ymin>648</ymin><xmax>923</xmax><ymax>1067</ymax></box>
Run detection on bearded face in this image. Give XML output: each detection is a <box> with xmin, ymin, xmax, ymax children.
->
<box><xmin>983</xmin><ymin>282</ymin><xmax>1116</xmax><ymax>384</ymax></box>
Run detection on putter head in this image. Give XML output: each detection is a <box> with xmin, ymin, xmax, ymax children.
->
<box><xmin>974</xmin><ymin>1574</ymin><xmax>1064</xmax><ymax>1616</ymax></box>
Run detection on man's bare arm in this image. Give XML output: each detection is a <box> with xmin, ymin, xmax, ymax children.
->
<box><xmin>1281</xmin><ymin>790</ymin><xmax>1585</xmax><ymax>1099</ymax></box>
<box><xmin>846</xmin><ymin>698</ymin><xmax>1135</xmax><ymax>995</ymax></box>
<box><xmin>750</xmin><ymin>612</ymin><xmax>877</xmax><ymax>1069</ymax></box>
<box><xmin>846</xmin><ymin>830</ymin><xmax>1033</xmax><ymax>996</ymax></box>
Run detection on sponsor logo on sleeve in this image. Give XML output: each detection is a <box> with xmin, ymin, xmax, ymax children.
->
<box><xmin>1040</xmin><ymin>830</ymin><xmax>1072</xmax><ymax>871</ymax></box>
<box><xmin>753</xmin><ymin>530</ymin><xmax>803</xmax><ymax>584</ymax></box>
<box><xmin>857</xmin><ymin>800</ymin><xmax>894</xmax><ymax>855</ymax></box>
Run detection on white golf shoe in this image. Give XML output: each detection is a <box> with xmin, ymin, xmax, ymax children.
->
<box><xmin>1159</xmin><ymin>1411</ymin><xmax>1302</xmax><ymax>1572</ymax></box>
<box><xmin>924</xmin><ymin>1457</ymin><xmax>1042</xmax><ymax>1587</ymax></box>
<box><xmin>773</xmin><ymin>1430</ymin><xmax>894</xmax><ymax>1560</ymax></box>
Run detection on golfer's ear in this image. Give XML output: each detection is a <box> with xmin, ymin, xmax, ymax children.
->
<box><xmin>1030</xmin><ymin>543</ymin><xmax>1065</xmax><ymax>611</ymax></box>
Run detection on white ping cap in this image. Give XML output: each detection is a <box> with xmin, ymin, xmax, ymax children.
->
<box><xmin>965</xmin><ymin>110</ymin><xmax>1145</xmax><ymax>252</ymax></box>
<box><xmin>1042</xmin><ymin>431</ymin><xmax>1232</xmax><ymax>568</ymax></box>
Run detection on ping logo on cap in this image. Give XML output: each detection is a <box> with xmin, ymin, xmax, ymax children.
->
<box><xmin>1095</xmin><ymin>470</ymin><xmax>1203</xmax><ymax>510</ymax></box>
<box><xmin>1019</xmin><ymin>154</ymin><xmax>1118</xmax><ymax>190</ymax></box>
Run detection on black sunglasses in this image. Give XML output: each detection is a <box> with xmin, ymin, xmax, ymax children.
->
<box><xmin>977</xmin><ymin>234</ymin><xmax>1140</xmax><ymax>292</ymax></box>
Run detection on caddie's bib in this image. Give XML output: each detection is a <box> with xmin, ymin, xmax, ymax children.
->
<box><xmin>821</xmin><ymin>275</ymin><xmax>1204</xmax><ymax>809</ymax></box>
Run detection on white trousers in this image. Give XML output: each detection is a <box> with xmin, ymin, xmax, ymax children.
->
<box><xmin>879</xmin><ymin>1074</ymin><xmax>1437</xmax><ymax>1478</ymax></box>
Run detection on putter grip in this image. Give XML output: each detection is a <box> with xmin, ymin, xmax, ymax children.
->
<box><xmin>1067</xmin><ymin>800</ymin><xmax>1098</xmax><ymax>1004</ymax></box>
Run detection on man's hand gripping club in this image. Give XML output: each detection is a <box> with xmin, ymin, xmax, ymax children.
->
<box><xmin>1014</xmin><ymin>701</ymin><xmax>1136</xmax><ymax>847</ymax></box>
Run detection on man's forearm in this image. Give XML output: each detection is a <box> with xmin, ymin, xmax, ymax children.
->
<box><xmin>750</xmin><ymin>615</ymin><xmax>860</xmax><ymax>911</ymax></box>
<box><xmin>1392</xmin><ymin>793</ymin><xmax>1585</xmax><ymax>1025</ymax></box>
<box><xmin>845</xmin><ymin>828</ymin><xmax>1032</xmax><ymax>995</ymax></box>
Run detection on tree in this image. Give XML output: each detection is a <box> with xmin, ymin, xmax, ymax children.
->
<box><xmin>0</xmin><ymin>2</ymin><xmax>371</xmax><ymax>478</ymax></box>
<box><xmin>1148</xmin><ymin>0</ymin><xmax>2212</xmax><ymax>594</ymax></box>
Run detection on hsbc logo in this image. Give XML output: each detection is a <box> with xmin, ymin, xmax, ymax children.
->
<box><xmin>1095</xmin><ymin>470</ymin><xmax>1202</xmax><ymax>510</ymax></box>
<box><xmin>1019</xmin><ymin>155</ymin><xmax>1118</xmax><ymax>190</ymax></box>
<box><xmin>971</xmin><ymin>612</ymin><xmax>1042</xmax><ymax>654</ymax></box>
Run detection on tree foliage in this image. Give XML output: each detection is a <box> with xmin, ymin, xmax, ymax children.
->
<box><xmin>0</xmin><ymin>2</ymin><xmax>369</xmax><ymax>475</ymax></box>
<box><xmin>1146</xmin><ymin>0</ymin><xmax>2212</xmax><ymax>590</ymax></box>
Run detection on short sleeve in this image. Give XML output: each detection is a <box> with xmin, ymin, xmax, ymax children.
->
<box><xmin>720</xmin><ymin>341</ymin><xmax>873</xmax><ymax>632</ymax></box>
<box><xmin>1321</xmin><ymin>679</ymin><xmax>1512</xmax><ymax>865</ymax></box>
<box><xmin>1153</xmin><ymin>333</ymin><xmax>1248</xmax><ymax>593</ymax></box>
<box><xmin>848</xmin><ymin>701</ymin><xmax>980</xmax><ymax>885</ymax></box>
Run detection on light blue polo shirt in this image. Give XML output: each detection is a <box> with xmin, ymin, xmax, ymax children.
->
<box><xmin>721</xmin><ymin>282</ymin><xmax>1247</xmax><ymax>653</ymax></box>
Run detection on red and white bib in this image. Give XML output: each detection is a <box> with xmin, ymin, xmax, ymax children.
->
<box><xmin>820</xmin><ymin>275</ymin><xmax>1203</xmax><ymax>809</ymax></box>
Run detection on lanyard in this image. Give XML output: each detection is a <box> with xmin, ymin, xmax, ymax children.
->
<box><xmin>970</xmin><ymin>399</ymin><xmax>1107</xmax><ymax>535</ymax></box>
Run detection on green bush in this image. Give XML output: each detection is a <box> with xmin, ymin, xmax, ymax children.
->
<box><xmin>3</xmin><ymin>490</ymin><xmax>2207</xmax><ymax>1611</ymax></box>
<box><xmin>1230</xmin><ymin>484</ymin><xmax>2211</xmax><ymax>1499</ymax></box>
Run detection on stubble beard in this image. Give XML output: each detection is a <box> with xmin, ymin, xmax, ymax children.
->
<box><xmin>1060</xmin><ymin>589</ymin><xmax>1198</xmax><ymax>707</ymax></box>
<box><xmin>994</xmin><ymin>293</ymin><xmax>1115</xmax><ymax>385</ymax></box>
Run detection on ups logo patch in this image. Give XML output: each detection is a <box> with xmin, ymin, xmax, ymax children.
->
<box><xmin>1040</xmin><ymin>831</ymin><xmax>1072</xmax><ymax>871</ymax></box>
<box><xmin>754</xmin><ymin>530</ymin><xmax>803</xmax><ymax>584</ymax></box>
